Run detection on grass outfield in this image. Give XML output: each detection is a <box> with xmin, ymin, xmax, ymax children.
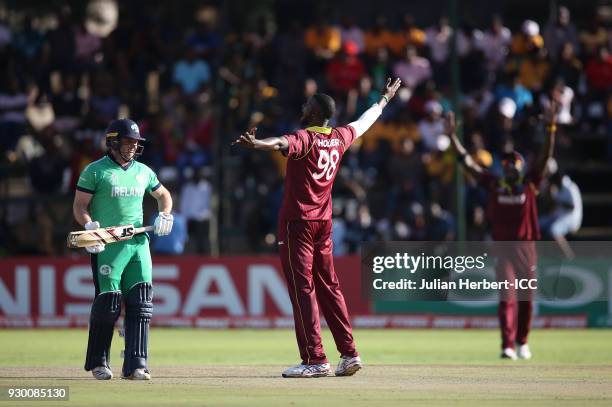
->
<box><xmin>0</xmin><ymin>329</ymin><xmax>611</xmax><ymax>406</ymax></box>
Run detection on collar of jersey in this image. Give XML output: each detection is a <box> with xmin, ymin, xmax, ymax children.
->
<box><xmin>305</xmin><ymin>126</ymin><xmax>332</xmax><ymax>135</ymax></box>
<box><xmin>106</xmin><ymin>152</ymin><xmax>134</xmax><ymax>171</ymax></box>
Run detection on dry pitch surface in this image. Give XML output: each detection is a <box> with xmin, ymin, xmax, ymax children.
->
<box><xmin>0</xmin><ymin>329</ymin><xmax>611</xmax><ymax>406</ymax></box>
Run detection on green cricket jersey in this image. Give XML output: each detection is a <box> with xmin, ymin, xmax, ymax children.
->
<box><xmin>76</xmin><ymin>154</ymin><xmax>160</xmax><ymax>228</ymax></box>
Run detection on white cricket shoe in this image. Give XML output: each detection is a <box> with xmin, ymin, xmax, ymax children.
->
<box><xmin>123</xmin><ymin>368</ymin><xmax>151</xmax><ymax>380</ymax></box>
<box><xmin>501</xmin><ymin>347</ymin><xmax>518</xmax><ymax>360</ymax></box>
<box><xmin>518</xmin><ymin>344</ymin><xmax>532</xmax><ymax>360</ymax></box>
<box><xmin>282</xmin><ymin>363</ymin><xmax>331</xmax><ymax>378</ymax></box>
<box><xmin>335</xmin><ymin>356</ymin><xmax>362</xmax><ymax>376</ymax></box>
<box><xmin>92</xmin><ymin>366</ymin><xmax>113</xmax><ymax>380</ymax></box>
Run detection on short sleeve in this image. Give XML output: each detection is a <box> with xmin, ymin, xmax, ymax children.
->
<box><xmin>76</xmin><ymin>165</ymin><xmax>96</xmax><ymax>194</ymax></box>
<box><xmin>284</xmin><ymin>131</ymin><xmax>311</xmax><ymax>159</ymax></box>
<box><xmin>147</xmin><ymin>167</ymin><xmax>161</xmax><ymax>193</ymax></box>
<box><xmin>337</xmin><ymin>126</ymin><xmax>357</xmax><ymax>149</ymax></box>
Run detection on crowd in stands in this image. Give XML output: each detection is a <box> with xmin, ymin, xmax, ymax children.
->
<box><xmin>0</xmin><ymin>2</ymin><xmax>607</xmax><ymax>255</ymax></box>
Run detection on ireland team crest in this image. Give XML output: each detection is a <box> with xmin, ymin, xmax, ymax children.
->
<box><xmin>99</xmin><ymin>264</ymin><xmax>112</xmax><ymax>276</ymax></box>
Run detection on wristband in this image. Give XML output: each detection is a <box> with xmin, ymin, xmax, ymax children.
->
<box><xmin>381</xmin><ymin>95</ymin><xmax>389</xmax><ymax>103</ymax></box>
<box><xmin>547</xmin><ymin>124</ymin><xmax>557</xmax><ymax>133</ymax></box>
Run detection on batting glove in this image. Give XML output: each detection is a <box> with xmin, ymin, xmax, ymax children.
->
<box><xmin>84</xmin><ymin>221</ymin><xmax>105</xmax><ymax>254</ymax></box>
<box><xmin>154</xmin><ymin>212</ymin><xmax>173</xmax><ymax>236</ymax></box>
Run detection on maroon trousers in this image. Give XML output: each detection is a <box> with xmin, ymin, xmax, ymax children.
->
<box><xmin>278</xmin><ymin>219</ymin><xmax>358</xmax><ymax>365</ymax></box>
<box><xmin>495</xmin><ymin>242</ymin><xmax>537</xmax><ymax>350</ymax></box>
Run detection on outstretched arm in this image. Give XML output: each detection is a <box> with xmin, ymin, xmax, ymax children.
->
<box><xmin>534</xmin><ymin>102</ymin><xmax>558</xmax><ymax>179</ymax></box>
<box><xmin>231</xmin><ymin>127</ymin><xmax>289</xmax><ymax>152</ymax></box>
<box><xmin>348</xmin><ymin>77</ymin><xmax>402</xmax><ymax>139</ymax></box>
<box><xmin>446</xmin><ymin>112</ymin><xmax>484</xmax><ymax>179</ymax></box>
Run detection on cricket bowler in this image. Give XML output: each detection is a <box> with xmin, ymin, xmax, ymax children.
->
<box><xmin>447</xmin><ymin>104</ymin><xmax>557</xmax><ymax>361</ymax></box>
<box><xmin>233</xmin><ymin>77</ymin><xmax>402</xmax><ymax>377</ymax></box>
<box><xmin>73</xmin><ymin>118</ymin><xmax>173</xmax><ymax>380</ymax></box>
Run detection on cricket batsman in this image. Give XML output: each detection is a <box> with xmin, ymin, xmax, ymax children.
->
<box><xmin>233</xmin><ymin>78</ymin><xmax>402</xmax><ymax>377</ymax></box>
<box><xmin>447</xmin><ymin>104</ymin><xmax>557</xmax><ymax>360</ymax></box>
<box><xmin>73</xmin><ymin>118</ymin><xmax>173</xmax><ymax>380</ymax></box>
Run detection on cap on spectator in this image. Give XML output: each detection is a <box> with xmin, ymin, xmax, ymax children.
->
<box><xmin>424</xmin><ymin>100</ymin><xmax>443</xmax><ymax>115</ymax></box>
<box><xmin>498</xmin><ymin>97</ymin><xmax>517</xmax><ymax>119</ymax></box>
<box><xmin>343</xmin><ymin>40</ymin><xmax>359</xmax><ymax>56</ymax></box>
<box><xmin>521</xmin><ymin>20</ymin><xmax>539</xmax><ymax>36</ymax></box>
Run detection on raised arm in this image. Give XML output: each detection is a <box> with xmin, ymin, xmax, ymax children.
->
<box><xmin>348</xmin><ymin>77</ymin><xmax>401</xmax><ymax>139</ymax></box>
<box><xmin>534</xmin><ymin>102</ymin><xmax>558</xmax><ymax>179</ymax></box>
<box><xmin>231</xmin><ymin>127</ymin><xmax>289</xmax><ymax>152</ymax></box>
<box><xmin>446</xmin><ymin>112</ymin><xmax>484</xmax><ymax>179</ymax></box>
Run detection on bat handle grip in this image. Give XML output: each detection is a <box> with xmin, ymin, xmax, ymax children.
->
<box><xmin>136</xmin><ymin>226</ymin><xmax>155</xmax><ymax>234</ymax></box>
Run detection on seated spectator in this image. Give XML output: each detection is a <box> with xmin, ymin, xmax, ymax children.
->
<box><xmin>172</xmin><ymin>47</ymin><xmax>211</xmax><ymax>95</ymax></box>
<box><xmin>187</xmin><ymin>20</ymin><xmax>221</xmax><ymax>59</ymax></box>
<box><xmin>89</xmin><ymin>73</ymin><xmax>120</xmax><ymax>127</ymax></box>
<box><xmin>392</xmin><ymin>45</ymin><xmax>432</xmax><ymax>91</ymax></box>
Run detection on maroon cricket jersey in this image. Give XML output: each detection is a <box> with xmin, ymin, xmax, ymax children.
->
<box><xmin>280</xmin><ymin>125</ymin><xmax>356</xmax><ymax>221</ymax></box>
<box><xmin>480</xmin><ymin>171</ymin><xmax>541</xmax><ymax>241</ymax></box>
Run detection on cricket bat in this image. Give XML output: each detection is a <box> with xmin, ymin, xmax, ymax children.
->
<box><xmin>67</xmin><ymin>224</ymin><xmax>154</xmax><ymax>249</ymax></box>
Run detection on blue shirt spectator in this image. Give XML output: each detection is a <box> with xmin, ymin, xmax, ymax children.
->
<box><xmin>172</xmin><ymin>49</ymin><xmax>211</xmax><ymax>95</ymax></box>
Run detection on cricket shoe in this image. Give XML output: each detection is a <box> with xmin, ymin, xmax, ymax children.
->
<box><xmin>335</xmin><ymin>356</ymin><xmax>362</xmax><ymax>376</ymax></box>
<box><xmin>92</xmin><ymin>366</ymin><xmax>113</xmax><ymax>380</ymax></box>
<box><xmin>501</xmin><ymin>347</ymin><xmax>518</xmax><ymax>360</ymax></box>
<box><xmin>122</xmin><ymin>368</ymin><xmax>151</xmax><ymax>380</ymax></box>
<box><xmin>518</xmin><ymin>344</ymin><xmax>532</xmax><ymax>360</ymax></box>
<box><xmin>282</xmin><ymin>363</ymin><xmax>331</xmax><ymax>378</ymax></box>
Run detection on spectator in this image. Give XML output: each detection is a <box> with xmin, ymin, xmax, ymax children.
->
<box><xmin>494</xmin><ymin>72</ymin><xmax>533</xmax><ymax>115</ymax></box>
<box><xmin>304</xmin><ymin>19</ymin><xmax>341</xmax><ymax>64</ymax></box>
<box><xmin>585</xmin><ymin>46</ymin><xmax>612</xmax><ymax>92</ymax></box>
<box><xmin>517</xmin><ymin>48</ymin><xmax>551</xmax><ymax>92</ymax></box>
<box><xmin>325</xmin><ymin>41</ymin><xmax>365</xmax><ymax>97</ymax></box>
<box><xmin>543</xmin><ymin>6</ymin><xmax>579</xmax><ymax>61</ymax></box>
<box><xmin>426</xmin><ymin>16</ymin><xmax>452</xmax><ymax>85</ymax></box>
<box><xmin>389</xmin><ymin>14</ymin><xmax>426</xmax><ymax>56</ymax></box>
<box><xmin>552</xmin><ymin>42</ymin><xmax>583</xmax><ymax>89</ymax></box>
<box><xmin>579</xmin><ymin>14</ymin><xmax>608</xmax><ymax>58</ymax></box>
<box><xmin>180</xmin><ymin>167</ymin><xmax>213</xmax><ymax>254</ymax></box>
<box><xmin>364</xmin><ymin>15</ymin><xmax>392</xmax><ymax>57</ymax></box>
<box><xmin>338</xmin><ymin>16</ymin><xmax>364</xmax><ymax>54</ymax></box>
<box><xmin>540</xmin><ymin>78</ymin><xmax>574</xmax><ymax>125</ymax></box>
<box><xmin>392</xmin><ymin>45</ymin><xmax>432</xmax><ymax>91</ymax></box>
<box><xmin>540</xmin><ymin>169</ymin><xmax>582</xmax><ymax>257</ymax></box>
<box><xmin>418</xmin><ymin>100</ymin><xmax>445</xmax><ymax>151</ymax></box>
<box><xmin>480</xmin><ymin>15</ymin><xmax>512</xmax><ymax>79</ymax></box>
<box><xmin>172</xmin><ymin>47</ymin><xmax>211</xmax><ymax>95</ymax></box>
<box><xmin>511</xmin><ymin>20</ymin><xmax>544</xmax><ymax>56</ymax></box>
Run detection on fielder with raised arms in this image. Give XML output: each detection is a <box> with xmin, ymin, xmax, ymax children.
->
<box><xmin>73</xmin><ymin>118</ymin><xmax>173</xmax><ymax>380</ymax></box>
